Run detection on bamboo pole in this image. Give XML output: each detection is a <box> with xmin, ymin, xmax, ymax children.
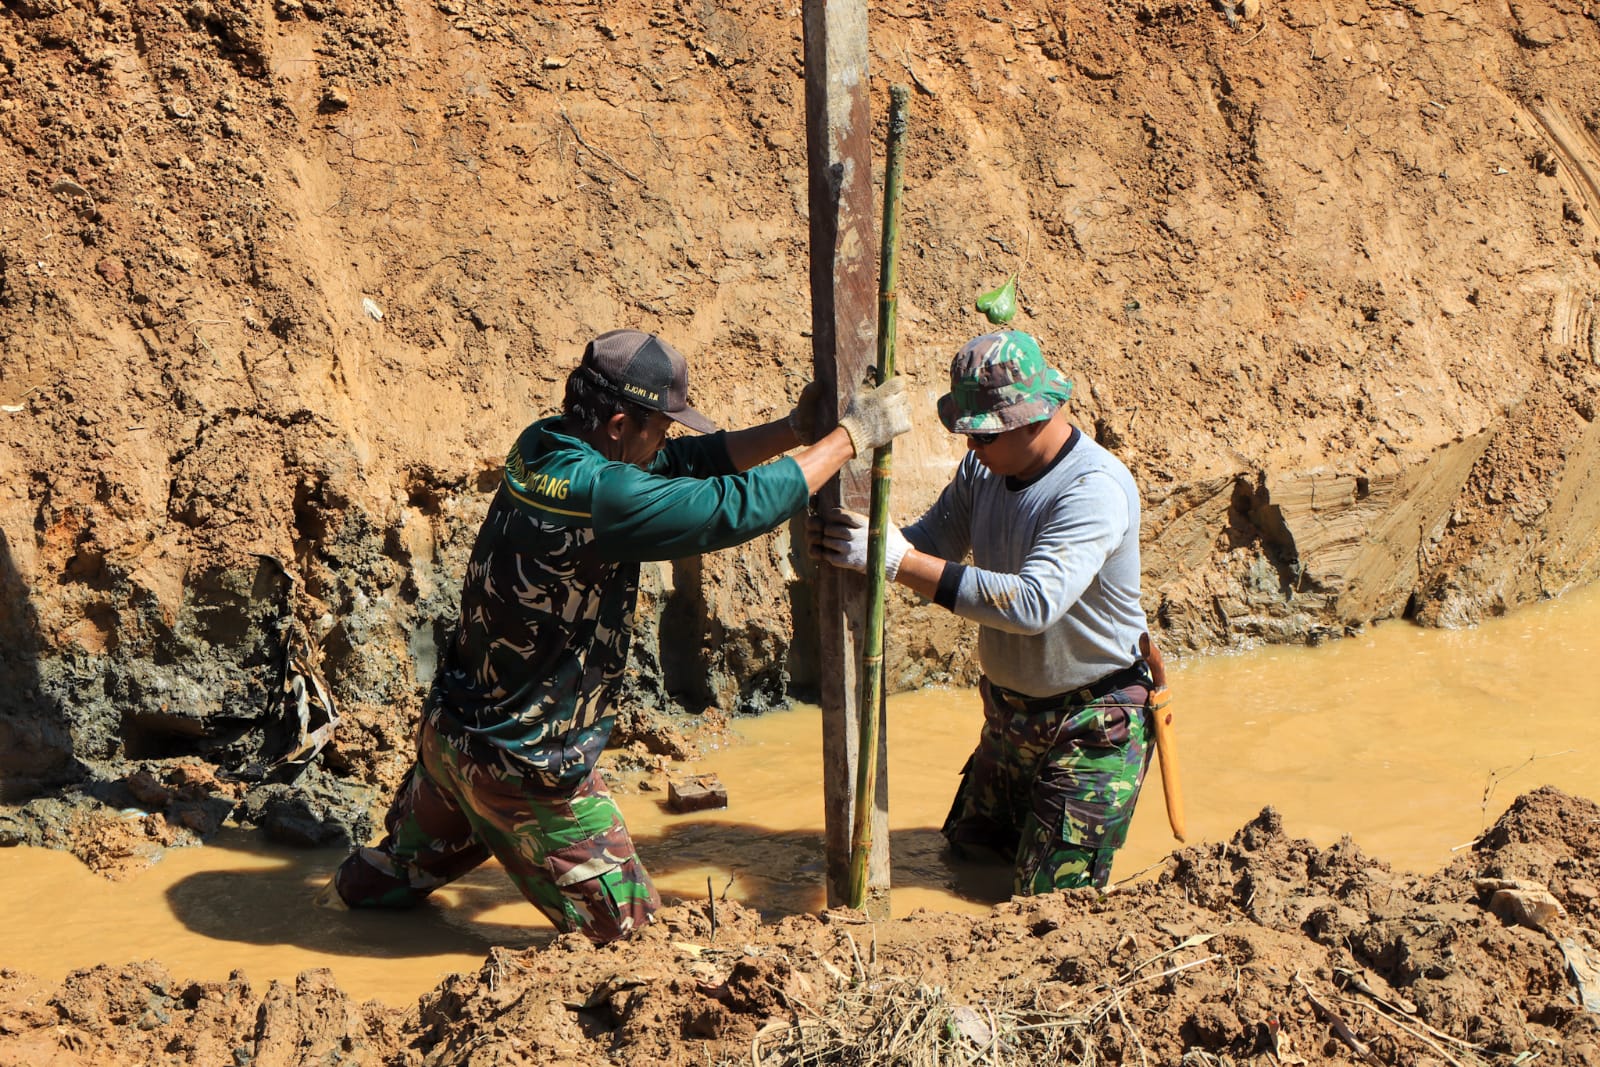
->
<box><xmin>847</xmin><ymin>85</ymin><xmax>910</xmax><ymax>910</ymax></box>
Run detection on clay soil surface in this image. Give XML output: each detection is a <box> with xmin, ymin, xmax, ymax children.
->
<box><xmin>5</xmin><ymin>0</ymin><xmax>1600</xmax><ymax>1061</ymax></box>
<box><xmin>0</xmin><ymin>787</ymin><xmax>1598</xmax><ymax>1065</ymax></box>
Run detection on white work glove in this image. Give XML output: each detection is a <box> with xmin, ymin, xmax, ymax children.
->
<box><xmin>786</xmin><ymin>379</ymin><xmax>825</xmax><ymax>445</ymax></box>
<box><xmin>808</xmin><ymin>508</ymin><xmax>909</xmax><ymax>580</ymax></box>
<box><xmin>837</xmin><ymin>377</ymin><xmax>912</xmax><ymax>455</ymax></box>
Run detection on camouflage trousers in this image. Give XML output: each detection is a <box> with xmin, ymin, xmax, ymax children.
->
<box><xmin>943</xmin><ymin>670</ymin><xmax>1152</xmax><ymax>895</ymax></box>
<box><xmin>331</xmin><ymin>718</ymin><xmax>659</xmax><ymax>944</ymax></box>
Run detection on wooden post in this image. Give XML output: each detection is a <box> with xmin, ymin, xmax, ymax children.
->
<box><xmin>802</xmin><ymin>0</ymin><xmax>890</xmax><ymax>915</ymax></box>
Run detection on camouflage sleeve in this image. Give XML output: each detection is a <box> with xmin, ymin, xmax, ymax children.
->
<box><xmin>589</xmin><ymin>457</ymin><xmax>810</xmax><ymax>563</ymax></box>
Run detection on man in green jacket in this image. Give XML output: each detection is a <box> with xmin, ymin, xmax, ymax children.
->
<box><xmin>325</xmin><ymin>329</ymin><xmax>909</xmax><ymax>943</ymax></box>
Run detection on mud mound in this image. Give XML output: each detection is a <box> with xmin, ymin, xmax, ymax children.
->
<box><xmin>3</xmin><ymin>789</ymin><xmax>1598</xmax><ymax>1065</ymax></box>
<box><xmin>1461</xmin><ymin>785</ymin><xmax>1600</xmax><ymax>886</ymax></box>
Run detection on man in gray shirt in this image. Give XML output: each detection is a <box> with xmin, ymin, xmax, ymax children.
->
<box><xmin>813</xmin><ymin>329</ymin><xmax>1153</xmax><ymax>894</ymax></box>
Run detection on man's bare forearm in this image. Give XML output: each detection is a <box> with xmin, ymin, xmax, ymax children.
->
<box><xmin>723</xmin><ymin>419</ymin><xmax>861</xmax><ymax>497</ymax></box>
<box><xmin>792</xmin><ymin>429</ymin><xmax>857</xmax><ymax>493</ymax></box>
<box><xmin>892</xmin><ymin>546</ymin><xmax>946</xmax><ymax>601</ymax></box>
<box><xmin>723</xmin><ymin>418</ymin><xmax>801</xmax><ymax>472</ymax></box>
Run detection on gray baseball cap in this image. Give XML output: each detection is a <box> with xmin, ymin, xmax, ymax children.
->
<box><xmin>582</xmin><ymin>329</ymin><xmax>717</xmax><ymax>434</ymax></box>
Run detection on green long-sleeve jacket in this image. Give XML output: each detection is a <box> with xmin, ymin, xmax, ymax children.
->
<box><xmin>425</xmin><ymin>416</ymin><xmax>808</xmax><ymax>790</ymax></box>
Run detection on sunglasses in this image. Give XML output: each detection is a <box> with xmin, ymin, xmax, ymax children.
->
<box><xmin>965</xmin><ymin>431</ymin><xmax>1002</xmax><ymax>446</ymax></box>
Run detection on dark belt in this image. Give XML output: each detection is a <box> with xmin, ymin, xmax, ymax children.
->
<box><xmin>990</xmin><ymin>661</ymin><xmax>1152</xmax><ymax>714</ymax></box>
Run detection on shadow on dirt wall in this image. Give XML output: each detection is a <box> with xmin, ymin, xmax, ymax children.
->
<box><xmin>0</xmin><ymin>526</ymin><xmax>80</xmax><ymax>801</ymax></box>
<box><xmin>161</xmin><ymin>821</ymin><xmax>1003</xmax><ymax>955</ymax></box>
<box><xmin>633</xmin><ymin>552</ymin><xmax>804</xmax><ymax>719</ymax></box>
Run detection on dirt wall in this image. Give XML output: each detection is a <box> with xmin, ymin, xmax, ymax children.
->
<box><xmin>1</xmin><ymin>0</ymin><xmax>1597</xmax><ymax>823</ymax></box>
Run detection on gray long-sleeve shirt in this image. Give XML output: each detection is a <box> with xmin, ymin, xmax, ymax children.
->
<box><xmin>903</xmin><ymin>427</ymin><xmax>1148</xmax><ymax>697</ymax></box>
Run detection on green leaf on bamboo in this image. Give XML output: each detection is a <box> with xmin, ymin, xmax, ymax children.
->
<box><xmin>975</xmin><ymin>274</ymin><xmax>1018</xmax><ymax>325</ymax></box>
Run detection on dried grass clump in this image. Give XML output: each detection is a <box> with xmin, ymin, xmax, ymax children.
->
<box><xmin>748</xmin><ymin>974</ymin><xmax>1095</xmax><ymax>1067</ymax></box>
<box><xmin>742</xmin><ymin>930</ymin><xmax>1225</xmax><ymax>1067</ymax></box>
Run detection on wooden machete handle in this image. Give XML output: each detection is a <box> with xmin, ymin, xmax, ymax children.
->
<box><xmin>1140</xmin><ymin>632</ymin><xmax>1186</xmax><ymax>843</ymax></box>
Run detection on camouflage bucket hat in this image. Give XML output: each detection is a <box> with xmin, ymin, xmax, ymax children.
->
<box><xmin>937</xmin><ymin>331</ymin><xmax>1074</xmax><ymax>434</ymax></box>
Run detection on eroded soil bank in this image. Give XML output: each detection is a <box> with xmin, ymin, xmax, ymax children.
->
<box><xmin>2</xmin><ymin>787</ymin><xmax>1598</xmax><ymax>1065</ymax></box>
<box><xmin>3</xmin><ymin>0</ymin><xmax>1600</xmax><ymax>854</ymax></box>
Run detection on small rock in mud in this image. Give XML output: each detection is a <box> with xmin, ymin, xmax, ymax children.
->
<box><xmin>1478</xmin><ymin>877</ymin><xmax>1567</xmax><ymax>931</ymax></box>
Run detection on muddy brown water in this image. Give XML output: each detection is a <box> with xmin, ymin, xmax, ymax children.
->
<box><xmin>6</xmin><ymin>583</ymin><xmax>1599</xmax><ymax>1006</ymax></box>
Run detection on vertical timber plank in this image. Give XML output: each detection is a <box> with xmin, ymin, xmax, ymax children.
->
<box><xmin>802</xmin><ymin>0</ymin><xmax>891</xmax><ymax>915</ymax></box>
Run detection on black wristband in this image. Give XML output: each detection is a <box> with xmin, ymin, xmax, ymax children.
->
<box><xmin>933</xmin><ymin>562</ymin><xmax>965</xmax><ymax>611</ymax></box>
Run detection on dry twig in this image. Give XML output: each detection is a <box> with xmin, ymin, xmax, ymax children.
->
<box><xmin>1479</xmin><ymin>751</ymin><xmax>1575</xmax><ymax>829</ymax></box>
<box><xmin>1293</xmin><ymin>970</ymin><xmax>1383</xmax><ymax>1066</ymax></box>
<box><xmin>1341</xmin><ymin>994</ymin><xmax>1488</xmax><ymax>1067</ymax></box>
